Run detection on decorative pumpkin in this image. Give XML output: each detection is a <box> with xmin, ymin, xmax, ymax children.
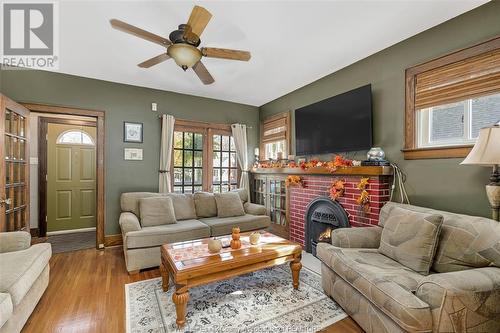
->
<box><xmin>208</xmin><ymin>239</ymin><xmax>222</xmax><ymax>253</ymax></box>
<box><xmin>230</xmin><ymin>227</ymin><xmax>241</xmax><ymax>249</ymax></box>
<box><xmin>249</xmin><ymin>232</ymin><xmax>261</xmax><ymax>245</ymax></box>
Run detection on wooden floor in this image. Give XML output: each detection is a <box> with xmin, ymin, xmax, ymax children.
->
<box><xmin>22</xmin><ymin>246</ymin><xmax>363</xmax><ymax>333</ymax></box>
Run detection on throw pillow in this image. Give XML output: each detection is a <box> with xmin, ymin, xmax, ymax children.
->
<box><xmin>166</xmin><ymin>193</ymin><xmax>197</xmax><ymax>220</ymax></box>
<box><xmin>139</xmin><ymin>197</ymin><xmax>177</xmax><ymax>227</ymax></box>
<box><xmin>193</xmin><ymin>192</ymin><xmax>217</xmax><ymax>218</ymax></box>
<box><xmin>378</xmin><ymin>207</ymin><xmax>443</xmax><ymax>275</ymax></box>
<box><xmin>230</xmin><ymin>188</ymin><xmax>248</xmax><ymax>203</ymax></box>
<box><xmin>214</xmin><ymin>192</ymin><xmax>245</xmax><ymax>218</ymax></box>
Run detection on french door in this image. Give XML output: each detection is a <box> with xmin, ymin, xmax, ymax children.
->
<box><xmin>1</xmin><ymin>95</ymin><xmax>30</xmax><ymax>232</ymax></box>
<box><xmin>171</xmin><ymin>121</ymin><xmax>238</xmax><ymax>193</ymax></box>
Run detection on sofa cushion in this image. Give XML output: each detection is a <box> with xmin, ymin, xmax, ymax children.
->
<box><xmin>139</xmin><ymin>196</ymin><xmax>177</xmax><ymax>227</ymax></box>
<box><xmin>121</xmin><ymin>192</ymin><xmax>164</xmax><ymax>217</ymax></box>
<box><xmin>200</xmin><ymin>214</ymin><xmax>271</xmax><ymax>237</ymax></box>
<box><xmin>317</xmin><ymin>244</ymin><xmax>432</xmax><ymax>332</ymax></box>
<box><xmin>231</xmin><ymin>188</ymin><xmax>248</xmax><ymax>203</ymax></box>
<box><xmin>214</xmin><ymin>192</ymin><xmax>245</xmax><ymax>218</ymax></box>
<box><xmin>380</xmin><ymin>202</ymin><xmax>500</xmax><ymax>273</ymax></box>
<box><xmin>0</xmin><ymin>293</ymin><xmax>13</xmax><ymax>328</ymax></box>
<box><xmin>379</xmin><ymin>207</ymin><xmax>443</xmax><ymax>275</ymax></box>
<box><xmin>193</xmin><ymin>192</ymin><xmax>217</xmax><ymax>218</ymax></box>
<box><xmin>0</xmin><ymin>231</ymin><xmax>31</xmax><ymax>253</ymax></box>
<box><xmin>0</xmin><ymin>243</ymin><xmax>51</xmax><ymax>306</ymax></box>
<box><xmin>167</xmin><ymin>193</ymin><xmax>197</xmax><ymax>220</ymax></box>
<box><xmin>243</xmin><ymin>202</ymin><xmax>267</xmax><ymax>216</ymax></box>
<box><xmin>125</xmin><ymin>219</ymin><xmax>210</xmax><ymax>249</ymax></box>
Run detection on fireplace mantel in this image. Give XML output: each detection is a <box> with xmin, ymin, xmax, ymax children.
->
<box><xmin>251</xmin><ymin>165</ymin><xmax>393</xmax><ymax>176</ymax></box>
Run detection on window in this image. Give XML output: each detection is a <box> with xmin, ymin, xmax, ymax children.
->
<box><xmin>173</xmin><ymin>131</ymin><xmax>204</xmax><ymax>194</ymax></box>
<box><xmin>261</xmin><ymin>112</ymin><xmax>290</xmax><ymax>160</ymax></box>
<box><xmin>212</xmin><ymin>134</ymin><xmax>238</xmax><ymax>193</ymax></box>
<box><xmin>171</xmin><ymin>120</ymin><xmax>239</xmax><ymax>193</ymax></box>
<box><xmin>56</xmin><ymin>130</ymin><xmax>94</xmax><ymax>145</ymax></box>
<box><xmin>417</xmin><ymin>94</ymin><xmax>500</xmax><ymax>148</ymax></box>
<box><xmin>404</xmin><ymin>37</ymin><xmax>500</xmax><ymax>159</ymax></box>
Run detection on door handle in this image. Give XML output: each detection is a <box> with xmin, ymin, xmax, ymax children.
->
<box><xmin>0</xmin><ymin>198</ymin><xmax>12</xmax><ymax>207</ymax></box>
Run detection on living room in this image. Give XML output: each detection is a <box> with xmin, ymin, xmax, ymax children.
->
<box><xmin>1</xmin><ymin>1</ymin><xmax>499</xmax><ymax>332</ymax></box>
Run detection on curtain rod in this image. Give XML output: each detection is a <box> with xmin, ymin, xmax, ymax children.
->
<box><xmin>158</xmin><ymin>114</ymin><xmax>253</xmax><ymax>129</ymax></box>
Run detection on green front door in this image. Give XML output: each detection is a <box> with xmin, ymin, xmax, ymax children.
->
<box><xmin>47</xmin><ymin>123</ymin><xmax>96</xmax><ymax>232</ymax></box>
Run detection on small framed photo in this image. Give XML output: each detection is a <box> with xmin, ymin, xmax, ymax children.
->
<box><xmin>124</xmin><ymin>148</ymin><xmax>143</xmax><ymax>161</ymax></box>
<box><xmin>124</xmin><ymin>122</ymin><xmax>143</xmax><ymax>143</ymax></box>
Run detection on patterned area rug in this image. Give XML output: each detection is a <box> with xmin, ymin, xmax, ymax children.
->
<box><xmin>125</xmin><ymin>265</ymin><xmax>346</xmax><ymax>333</ymax></box>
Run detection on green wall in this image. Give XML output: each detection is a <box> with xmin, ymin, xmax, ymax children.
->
<box><xmin>260</xmin><ymin>1</ymin><xmax>500</xmax><ymax>218</ymax></box>
<box><xmin>1</xmin><ymin>70</ymin><xmax>259</xmax><ymax>235</ymax></box>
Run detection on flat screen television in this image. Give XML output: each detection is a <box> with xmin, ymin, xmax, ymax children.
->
<box><xmin>295</xmin><ymin>84</ymin><xmax>372</xmax><ymax>155</ymax></box>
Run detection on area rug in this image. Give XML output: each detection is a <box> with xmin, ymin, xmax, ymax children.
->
<box><xmin>125</xmin><ymin>264</ymin><xmax>346</xmax><ymax>333</ymax></box>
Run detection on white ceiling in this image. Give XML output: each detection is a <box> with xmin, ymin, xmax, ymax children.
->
<box><xmin>52</xmin><ymin>0</ymin><xmax>487</xmax><ymax>106</ymax></box>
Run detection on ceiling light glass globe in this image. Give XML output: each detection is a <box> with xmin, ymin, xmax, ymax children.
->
<box><xmin>167</xmin><ymin>44</ymin><xmax>202</xmax><ymax>70</ymax></box>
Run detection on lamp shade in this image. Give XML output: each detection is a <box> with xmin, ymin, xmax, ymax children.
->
<box><xmin>461</xmin><ymin>125</ymin><xmax>500</xmax><ymax>166</ymax></box>
<box><xmin>167</xmin><ymin>44</ymin><xmax>202</xmax><ymax>69</ymax></box>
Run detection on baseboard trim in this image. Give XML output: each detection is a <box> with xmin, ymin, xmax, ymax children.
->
<box><xmin>104</xmin><ymin>234</ymin><xmax>123</xmax><ymax>247</ymax></box>
<box><xmin>47</xmin><ymin>227</ymin><xmax>96</xmax><ymax>236</ymax></box>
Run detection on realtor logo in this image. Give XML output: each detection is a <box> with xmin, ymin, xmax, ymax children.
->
<box><xmin>1</xmin><ymin>2</ymin><xmax>59</xmax><ymax>69</ymax></box>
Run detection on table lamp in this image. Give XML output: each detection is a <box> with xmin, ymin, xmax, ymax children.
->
<box><xmin>461</xmin><ymin>124</ymin><xmax>500</xmax><ymax>221</ymax></box>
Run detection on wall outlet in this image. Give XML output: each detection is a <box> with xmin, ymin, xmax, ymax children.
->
<box><xmin>151</xmin><ymin>102</ymin><xmax>158</xmax><ymax>111</ymax></box>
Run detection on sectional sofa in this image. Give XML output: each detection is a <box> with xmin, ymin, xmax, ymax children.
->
<box><xmin>119</xmin><ymin>189</ymin><xmax>271</xmax><ymax>273</ymax></box>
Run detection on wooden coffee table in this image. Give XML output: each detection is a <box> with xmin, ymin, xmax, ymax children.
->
<box><xmin>160</xmin><ymin>231</ymin><xmax>302</xmax><ymax>328</ymax></box>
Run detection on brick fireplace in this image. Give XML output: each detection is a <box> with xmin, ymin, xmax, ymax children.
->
<box><xmin>288</xmin><ymin>174</ymin><xmax>391</xmax><ymax>247</ymax></box>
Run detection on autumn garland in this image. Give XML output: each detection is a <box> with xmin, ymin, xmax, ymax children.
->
<box><xmin>356</xmin><ymin>177</ymin><xmax>370</xmax><ymax>212</ymax></box>
<box><xmin>328</xmin><ymin>177</ymin><xmax>370</xmax><ymax>212</ymax></box>
<box><xmin>285</xmin><ymin>175</ymin><xmax>304</xmax><ymax>187</ymax></box>
<box><xmin>257</xmin><ymin>155</ymin><xmax>353</xmax><ymax>172</ymax></box>
<box><xmin>329</xmin><ymin>179</ymin><xmax>345</xmax><ymax>201</ymax></box>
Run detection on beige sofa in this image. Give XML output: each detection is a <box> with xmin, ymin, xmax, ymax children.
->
<box><xmin>0</xmin><ymin>232</ymin><xmax>52</xmax><ymax>333</ymax></box>
<box><xmin>119</xmin><ymin>189</ymin><xmax>270</xmax><ymax>273</ymax></box>
<box><xmin>318</xmin><ymin>202</ymin><xmax>500</xmax><ymax>333</ymax></box>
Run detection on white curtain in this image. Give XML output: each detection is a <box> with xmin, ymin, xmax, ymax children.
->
<box><xmin>159</xmin><ymin>114</ymin><xmax>175</xmax><ymax>193</ymax></box>
<box><xmin>231</xmin><ymin>123</ymin><xmax>251</xmax><ymax>202</ymax></box>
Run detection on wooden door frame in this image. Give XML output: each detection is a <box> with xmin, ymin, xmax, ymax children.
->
<box><xmin>23</xmin><ymin>103</ymin><xmax>106</xmax><ymax>249</ymax></box>
<box><xmin>38</xmin><ymin>117</ymin><xmax>97</xmax><ymax>237</ymax></box>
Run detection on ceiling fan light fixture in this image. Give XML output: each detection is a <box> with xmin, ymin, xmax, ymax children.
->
<box><xmin>167</xmin><ymin>43</ymin><xmax>202</xmax><ymax>71</ymax></box>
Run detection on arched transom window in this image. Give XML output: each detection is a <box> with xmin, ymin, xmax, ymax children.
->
<box><xmin>56</xmin><ymin>130</ymin><xmax>95</xmax><ymax>145</ymax></box>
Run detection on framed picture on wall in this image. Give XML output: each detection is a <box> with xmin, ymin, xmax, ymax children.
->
<box><xmin>124</xmin><ymin>148</ymin><xmax>143</xmax><ymax>160</ymax></box>
<box><xmin>124</xmin><ymin>122</ymin><xmax>143</xmax><ymax>143</ymax></box>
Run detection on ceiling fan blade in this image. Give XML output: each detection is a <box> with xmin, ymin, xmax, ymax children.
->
<box><xmin>186</xmin><ymin>6</ymin><xmax>212</xmax><ymax>37</ymax></box>
<box><xmin>110</xmin><ymin>19</ymin><xmax>171</xmax><ymax>47</ymax></box>
<box><xmin>138</xmin><ymin>53</ymin><xmax>171</xmax><ymax>68</ymax></box>
<box><xmin>192</xmin><ymin>61</ymin><xmax>215</xmax><ymax>85</ymax></box>
<box><xmin>201</xmin><ymin>47</ymin><xmax>251</xmax><ymax>61</ymax></box>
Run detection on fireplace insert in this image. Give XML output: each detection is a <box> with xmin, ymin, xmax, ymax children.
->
<box><xmin>305</xmin><ymin>197</ymin><xmax>350</xmax><ymax>256</ymax></box>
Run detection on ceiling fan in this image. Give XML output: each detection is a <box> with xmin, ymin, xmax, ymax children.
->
<box><xmin>110</xmin><ymin>5</ymin><xmax>251</xmax><ymax>85</ymax></box>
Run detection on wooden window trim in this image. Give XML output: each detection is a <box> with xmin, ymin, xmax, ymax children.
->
<box><xmin>171</xmin><ymin>119</ymin><xmax>238</xmax><ymax>193</ymax></box>
<box><xmin>260</xmin><ymin>111</ymin><xmax>291</xmax><ymax>160</ymax></box>
<box><xmin>404</xmin><ymin>36</ymin><xmax>500</xmax><ymax>160</ymax></box>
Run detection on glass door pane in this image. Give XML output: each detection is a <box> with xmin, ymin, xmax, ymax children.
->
<box><xmin>1</xmin><ymin>96</ymin><xmax>30</xmax><ymax>232</ymax></box>
<box><xmin>212</xmin><ymin>134</ymin><xmax>237</xmax><ymax>193</ymax></box>
<box><xmin>172</xmin><ymin>131</ymin><xmax>203</xmax><ymax>194</ymax></box>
